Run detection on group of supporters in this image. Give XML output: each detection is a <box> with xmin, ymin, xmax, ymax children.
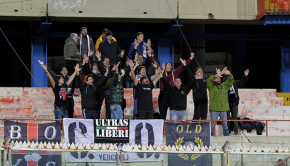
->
<box><xmin>38</xmin><ymin>27</ymin><xmax>249</xmax><ymax>136</ymax></box>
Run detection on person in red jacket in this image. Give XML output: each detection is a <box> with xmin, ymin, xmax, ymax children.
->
<box><xmin>148</xmin><ymin>50</ymin><xmax>195</xmax><ymax>119</ymax></box>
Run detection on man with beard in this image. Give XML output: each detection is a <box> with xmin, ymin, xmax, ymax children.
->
<box><xmin>77</xmin><ymin>67</ymin><xmax>108</xmax><ymax>119</ymax></box>
<box><xmin>130</xmin><ymin>62</ymin><xmax>162</xmax><ymax>119</ymax></box>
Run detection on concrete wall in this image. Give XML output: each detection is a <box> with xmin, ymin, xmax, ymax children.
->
<box><xmin>0</xmin><ymin>0</ymin><xmax>258</xmax><ymax>21</ymax></box>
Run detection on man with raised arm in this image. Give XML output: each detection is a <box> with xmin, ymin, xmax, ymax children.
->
<box><xmin>207</xmin><ymin>67</ymin><xmax>234</xmax><ymax>136</ymax></box>
<box><xmin>46</xmin><ymin>65</ymin><xmax>75</xmax><ymax>118</ymax></box>
<box><xmin>226</xmin><ymin>69</ymin><xmax>249</xmax><ymax>135</ymax></box>
<box><xmin>107</xmin><ymin>65</ymin><xmax>125</xmax><ymax>119</ymax></box>
<box><xmin>130</xmin><ymin>62</ymin><xmax>161</xmax><ymax>119</ymax></box>
<box><xmin>77</xmin><ymin>65</ymin><xmax>108</xmax><ymax>119</ymax></box>
<box><xmin>39</xmin><ymin>60</ymin><xmax>81</xmax><ymax>134</ymax></box>
<box><xmin>185</xmin><ymin>66</ymin><xmax>208</xmax><ymax>120</ymax></box>
<box><xmin>160</xmin><ymin>58</ymin><xmax>195</xmax><ymax>120</ymax></box>
<box><xmin>128</xmin><ymin>32</ymin><xmax>151</xmax><ymax>60</ymax></box>
<box><xmin>148</xmin><ymin>51</ymin><xmax>195</xmax><ymax>119</ymax></box>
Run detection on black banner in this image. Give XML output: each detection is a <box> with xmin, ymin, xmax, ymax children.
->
<box><xmin>11</xmin><ymin>150</ymin><xmax>61</xmax><ymax>166</ymax></box>
<box><xmin>165</xmin><ymin>121</ymin><xmax>212</xmax><ymax>166</ymax></box>
<box><xmin>4</xmin><ymin>120</ymin><xmax>60</xmax><ymax>143</ymax></box>
<box><xmin>95</xmin><ymin>119</ymin><xmax>129</xmax><ymax>143</ymax></box>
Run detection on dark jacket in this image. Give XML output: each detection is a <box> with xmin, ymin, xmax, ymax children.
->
<box><xmin>64</xmin><ymin>38</ymin><xmax>81</xmax><ymax>62</ymax></box>
<box><xmin>77</xmin><ymin>75</ymin><xmax>106</xmax><ymax>110</ymax></box>
<box><xmin>107</xmin><ymin>73</ymin><xmax>124</xmax><ymax>105</ymax></box>
<box><xmin>97</xmin><ymin>60</ymin><xmax>114</xmax><ymax>90</ymax></box>
<box><xmin>185</xmin><ymin>67</ymin><xmax>207</xmax><ymax>101</ymax></box>
<box><xmin>226</xmin><ymin>75</ymin><xmax>248</xmax><ymax>106</ymax></box>
<box><xmin>98</xmin><ymin>39</ymin><xmax>122</xmax><ymax>66</ymax></box>
<box><xmin>161</xmin><ymin>74</ymin><xmax>194</xmax><ymax>111</ymax></box>
<box><xmin>77</xmin><ymin>34</ymin><xmax>95</xmax><ymax>58</ymax></box>
<box><xmin>82</xmin><ymin>62</ymin><xmax>104</xmax><ymax>94</ymax></box>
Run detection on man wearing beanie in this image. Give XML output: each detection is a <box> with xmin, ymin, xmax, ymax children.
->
<box><xmin>95</xmin><ymin>28</ymin><xmax>117</xmax><ymax>51</ymax></box>
<box><xmin>98</xmin><ymin>30</ymin><xmax>124</xmax><ymax>66</ymax></box>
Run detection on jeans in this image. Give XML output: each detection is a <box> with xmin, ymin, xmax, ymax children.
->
<box><xmin>54</xmin><ymin>108</ymin><xmax>68</xmax><ymax>135</ymax></box>
<box><xmin>110</xmin><ymin>104</ymin><xmax>123</xmax><ymax>119</ymax></box>
<box><xmin>210</xmin><ymin>111</ymin><xmax>229</xmax><ymax>136</ymax></box>
<box><xmin>170</xmin><ymin>110</ymin><xmax>187</xmax><ymax>120</ymax></box>
<box><xmin>125</xmin><ymin>81</ymin><xmax>134</xmax><ymax>88</ymax></box>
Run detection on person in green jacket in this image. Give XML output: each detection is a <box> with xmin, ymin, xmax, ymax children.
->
<box><xmin>207</xmin><ymin>67</ymin><xmax>234</xmax><ymax>136</ymax></box>
<box><xmin>107</xmin><ymin>63</ymin><xmax>125</xmax><ymax>119</ymax></box>
<box><xmin>64</xmin><ymin>33</ymin><xmax>82</xmax><ymax>75</ymax></box>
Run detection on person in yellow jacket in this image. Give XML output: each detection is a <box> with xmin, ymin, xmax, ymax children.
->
<box><xmin>95</xmin><ymin>28</ymin><xmax>117</xmax><ymax>51</ymax></box>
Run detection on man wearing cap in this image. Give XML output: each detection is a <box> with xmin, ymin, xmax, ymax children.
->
<box><xmin>98</xmin><ymin>30</ymin><xmax>125</xmax><ymax>66</ymax></box>
<box><xmin>95</xmin><ymin>28</ymin><xmax>117</xmax><ymax>51</ymax></box>
<box><xmin>130</xmin><ymin>62</ymin><xmax>162</xmax><ymax>119</ymax></box>
<box><xmin>77</xmin><ymin>27</ymin><xmax>95</xmax><ymax>59</ymax></box>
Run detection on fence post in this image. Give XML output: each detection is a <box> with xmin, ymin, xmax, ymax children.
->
<box><xmin>8</xmin><ymin>147</ymin><xmax>11</xmax><ymax>166</ymax></box>
<box><xmin>116</xmin><ymin>151</ymin><xmax>120</xmax><ymax>166</ymax></box>
<box><xmin>221</xmin><ymin>141</ymin><xmax>230</xmax><ymax>166</ymax></box>
<box><xmin>120</xmin><ymin>150</ymin><xmax>124</xmax><ymax>166</ymax></box>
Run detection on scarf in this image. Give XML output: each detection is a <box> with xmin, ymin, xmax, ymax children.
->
<box><xmin>79</xmin><ymin>34</ymin><xmax>90</xmax><ymax>56</ymax></box>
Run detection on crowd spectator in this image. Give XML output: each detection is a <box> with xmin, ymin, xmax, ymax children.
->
<box><xmin>226</xmin><ymin>69</ymin><xmax>249</xmax><ymax>135</ymax></box>
<box><xmin>95</xmin><ymin>28</ymin><xmax>117</xmax><ymax>51</ymax></box>
<box><xmin>46</xmin><ymin>65</ymin><xmax>75</xmax><ymax>118</ymax></box>
<box><xmin>98</xmin><ymin>30</ymin><xmax>124</xmax><ymax>66</ymax></box>
<box><xmin>149</xmin><ymin>52</ymin><xmax>195</xmax><ymax>119</ymax></box>
<box><xmin>207</xmin><ymin>67</ymin><xmax>234</xmax><ymax>136</ymax></box>
<box><xmin>186</xmin><ymin>65</ymin><xmax>208</xmax><ymax>120</ymax></box>
<box><xmin>128</xmin><ymin>32</ymin><xmax>150</xmax><ymax>60</ymax></box>
<box><xmin>77</xmin><ymin>27</ymin><xmax>95</xmax><ymax>59</ymax></box>
<box><xmin>130</xmin><ymin>61</ymin><xmax>161</xmax><ymax>119</ymax></box>
<box><xmin>77</xmin><ymin>66</ymin><xmax>108</xmax><ymax>119</ymax></box>
<box><xmin>39</xmin><ymin>60</ymin><xmax>80</xmax><ymax>134</ymax></box>
<box><xmin>64</xmin><ymin>33</ymin><xmax>81</xmax><ymax>75</ymax></box>
<box><xmin>107</xmin><ymin>64</ymin><xmax>125</xmax><ymax>119</ymax></box>
<box><xmin>161</xmin><ymin>58</ymin><xmax>194</xmax><ymax>120</ymax></box>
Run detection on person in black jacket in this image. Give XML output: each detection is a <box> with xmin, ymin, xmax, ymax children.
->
<box><xmin>161</xmin><ymin>58</ymin><xmax>194</xmax><ymax>120</ymax></box>
<box><xmin>185</xmin><ymin>66</ymin><xmax>208</xmax><ymax>120</ymax></box>
<box><xmin>82</xmin><ymin>55</ymin><xmax>105</xmax><ymax>118</ymax></box>
<box><xmin>77</xmin><ymin>67</ymin><xmax>108</xmax><ymax>119</ymax></box>
<box><xmin>98</xmin><ymin>30</ymin><xmax>125</xmax><ymax>66</ymax></box>
<box><xmin>226</xmin><ymin>69</ymin><xmax>249</xmax><ymax>135</ymax></box>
